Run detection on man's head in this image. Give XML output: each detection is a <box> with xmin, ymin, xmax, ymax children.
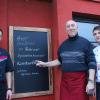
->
<box><xmin>0</xmin><ymin>29</ymin><xmax>3</xmax><ymax>41</ymax></box>
<box><xmin>66</xmin><ymin>20</ymin><xmax>78</xmax><ymax>37</ymax></box>
<box><xmin>93</xmin><ymin>25</ymin><xmax>100</xmax><ymax>44</ymax></box>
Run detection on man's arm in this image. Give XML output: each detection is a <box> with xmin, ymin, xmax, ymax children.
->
<box><xmin>88</xmin><ymin>69</ymin><xmax>95</xmax><ymax>82</ymax></box>
<box><xmin>85</xmin><ymin>42</ymin><xmax>96</xmax><ymax>95</ymax></box>
<box><xmin>6</xmin><ymin>72</ymin><xmax>12</xmax><ymax>89</ymax></box>
<box><xmin>36</xmin><ymin>59</ymin><xmax>61</xmax><ymax>67</ymax></box>
<box><xmin>86</xmin><ymin>69</ymin><xmax>95</xmax><ymax>95</ymax></box>
<box><xmin>6</xmin><ymin>72</ymin><xmax>12</xmax><ymax>100</ymax></box>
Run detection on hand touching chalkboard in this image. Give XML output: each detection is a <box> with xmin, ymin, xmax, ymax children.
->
<box><xmin>36</xmin><ymin>59</ymin><xmax>61</xmax><ymax>67</ymax></box>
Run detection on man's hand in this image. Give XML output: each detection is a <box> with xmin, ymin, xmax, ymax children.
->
<box><xmin>86</xmin><ymin>81</ymin><xmax>95</xmax><ymax>96</ymax></box>
<box><xmin>35</xmin><ymin>60</ymin><xmax>46</xmax><ymax>67</ymax></box>
<box><xmin>35</xmin><ymin>59</ymin><xmax>61</xmax><ymax>67</ymax></box>
<box><xmin>6</xmin><ymin>90</ymin><xmax>12</xmax><ymax>100</ymax></box>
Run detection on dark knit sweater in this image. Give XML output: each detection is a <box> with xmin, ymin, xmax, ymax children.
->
<box><xmin>58</xmin><ymin>35</ymin><xmax>96</xmax><ymax>72</ymax></box>
<box><xmin>0</xmin><ymin>48</ymin><xmax>14</xmax><ymax>81</ymax></box>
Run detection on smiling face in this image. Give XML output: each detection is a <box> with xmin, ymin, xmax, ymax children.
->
<box><xmin>66</xmin><ymin>20</ymin><xmax>78</xmax><ymax>37</ymax></box>
<box><xmin>93</xmin><ymin>29</ymin><xmax>100</xmax><ymax>44</ymax></box>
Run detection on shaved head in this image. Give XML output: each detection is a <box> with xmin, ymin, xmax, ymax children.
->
<box><xmin>66</xmin><ymin>20</ymin><xmax>78</xmax><ymax>28</ymax></box>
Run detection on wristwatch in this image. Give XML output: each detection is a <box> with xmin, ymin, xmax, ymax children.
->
<box><xmin>7</xmin><ymin>88</ymin><xmax>12</xmax><ymax>90</ymax></box>
<box><xmin>88</xmin><ymin>79</ymin><xmax>94</xmax><ymax>83</ymax></box>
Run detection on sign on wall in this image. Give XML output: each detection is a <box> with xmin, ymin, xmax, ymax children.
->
<box><xmin>9</xmin><ymin>26</ymin><xmax>53</xmax><ymax>98</ymax></box>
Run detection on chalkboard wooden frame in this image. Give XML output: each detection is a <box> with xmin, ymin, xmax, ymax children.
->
<box><xmin>9</xmin><ymin>26</ymin><xmax>53</xmax><ymax>98</ymax></box>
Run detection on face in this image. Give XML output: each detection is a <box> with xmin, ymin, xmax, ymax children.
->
<box><xmin>66</xmin><ymin>20</ymin><xmax>78</xmax><ymax>37</ymax></box>
<box><xmin>93</xmin><ymin>30</ymin><xmax>100</xmax><ymax>44</ymax></box>
<box><xmin>0</xmin><ymin>31</ymin><xmax>3</xmax><ymax>41</ymax></box>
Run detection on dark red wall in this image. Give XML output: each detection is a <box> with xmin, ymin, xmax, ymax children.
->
<box><xmin>0</xmin><ymin>0</ymin><xmax>100</xmax><ymax>100</ymax></box>
<box><xmin>0</xmin><ymin>0</ymin><xmax>55</xmax><ymax>100</ymax></box>
<box><xmin>54</xmin><ymin>1</ymin><xmax>100</xmax><ymax>100</ymax></box>
<box><xmin>0</xmin><ymin>0</ymin><xmax>8</xmax><ymax>49</ymax></box>
<box><xmin>55</xmin><ymin>0</ymin><xmax>100</xmax><ymax>45</ymax></box>
<box><xmin>8</xmin><ymin>0</ymin><xmax>53</xmax><ymax>27</ymax></box>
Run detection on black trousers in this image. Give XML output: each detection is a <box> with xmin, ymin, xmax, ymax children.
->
<box><xmin>96</xmin><ymin>82</ymin><xmax>100</xmax><ymax>100</ymax></box>
<box><xmin>0</xmin><ymin>81</ymin><xmax>7</xmax><ymax>100</ymax></box>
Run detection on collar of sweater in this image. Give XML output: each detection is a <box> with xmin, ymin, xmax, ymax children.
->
<box><xmin>68</xmin><ymin>34</ymin><xmax>78</xmax><ymax>41</ymax></box>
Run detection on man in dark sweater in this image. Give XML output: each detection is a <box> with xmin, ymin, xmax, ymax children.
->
<box><xmin>36</xmin><ymin>20</ymin><xmax>96</xmax><ymax>100</ymax></box>
<box><xmin>0</xmin><ymin>29</ymin><xmax>14</xmax><ymax>100</ymax></box>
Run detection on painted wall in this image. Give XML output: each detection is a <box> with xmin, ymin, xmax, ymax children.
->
<box><xmin>0</xmin><ymin>0</ymin><xmax>55</xmax><ymax>100</ymax></box>
<box><xmin>55</xmin><ymin>0</ymin><xmax>100</xmax><ymax>45</ymax></box>
<box><xmin>0</xmin><ymin>0</ymin><xmax>100</xmax><ymax>100</ymax></box>
<box><xmin>0</xmin><ymin>0</ymin><xmax>8</xmax><ymax>49</ymax></box>
<box><xmin>53</xmin><ymin>1</ymin><xmax>100</xmax><ymax>100</ymax></box>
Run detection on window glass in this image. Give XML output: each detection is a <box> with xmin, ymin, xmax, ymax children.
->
<box><xmin>77</xmin><ymin>22</ymin><xmax>99</xmax><ymax>42</ymax></box>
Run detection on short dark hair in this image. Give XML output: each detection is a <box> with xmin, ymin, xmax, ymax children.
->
<box><xmin>0</xmin><ymin>29</ymin><xmax>3</xmax><ymax>35</ymax></box>
<box><xmin>93</xmin><ymin>25</ymin><xmax>100</xmax><ymax>32</ymax></box>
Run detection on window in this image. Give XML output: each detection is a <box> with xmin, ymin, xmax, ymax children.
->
<box><xmin>73</xmin><ymin>15</ymin><xmax>100</xmax><ymax>44</ymax></box>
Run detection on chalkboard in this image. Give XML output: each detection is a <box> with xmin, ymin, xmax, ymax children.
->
<box><xmin>9</xmin><ymin>26</ymin><xmax>53</xmax><ymax>98</ymax></box>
